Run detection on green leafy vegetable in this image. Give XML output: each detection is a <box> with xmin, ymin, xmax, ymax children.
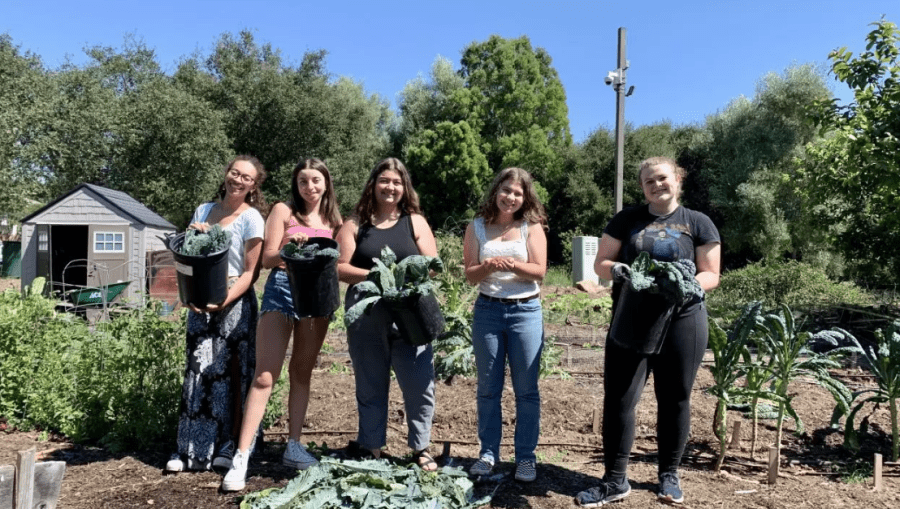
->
<box><xmin>628</xmin><ymin>251</ymin><xmax>703</xmax><ymax>305</ymax></box>
<box><xmin>281</xmin><ymin>241</ymin><xmax>340</xmax><ymax>261</ymax></box>
<box><xmin>239</xmin><ymin>457</ymin><xmax>490</xmax><ymax>509</ymax></box>
<box><xmin>179</xmin><ymin>224</ymin><xmax>232</xmax><ymax>256</ymax></box>
<box><xmin>345</xmin><ymin>247</ymin><xmax>444</xmax><ymax>327</ymax></box>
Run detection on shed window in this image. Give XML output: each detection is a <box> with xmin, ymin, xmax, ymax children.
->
<box><xmin>94</xmin><ymin>232</ymin><xmax>124</xmax><ymax>253</ymax></box>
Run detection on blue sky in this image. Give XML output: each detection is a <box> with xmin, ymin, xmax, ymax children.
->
<box><xmin>3</xmin><ymin>1</ymin><xmax>898</xmax><ymax>143</ymax></box>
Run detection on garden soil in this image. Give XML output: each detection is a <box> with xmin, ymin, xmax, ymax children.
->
<box><xmin>2</xmin><ymin>282</ymin><xmax>900</xmax><ymax>508</ymax></box>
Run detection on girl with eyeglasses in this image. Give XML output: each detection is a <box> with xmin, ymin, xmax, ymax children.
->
<box><xmin>165</xmin><ymin>156</ymin><xmax>267</xmax><ymax>474</ymax></box>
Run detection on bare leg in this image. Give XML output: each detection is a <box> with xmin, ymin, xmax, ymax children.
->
<box><xmin>287</xmin><ymin>316</ymin><xmax>329</xmax><ymax>441</ymax></box>
<box><xmin>236</xmin><ymin>311</ymin><xmax>293</xmax><ymax>452</ymax></box>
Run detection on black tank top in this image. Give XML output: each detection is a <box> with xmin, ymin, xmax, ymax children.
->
<box><xmin>349</xmin><ymin>214</ymin><xmax>420</xmax><ymax>270</ymax></box>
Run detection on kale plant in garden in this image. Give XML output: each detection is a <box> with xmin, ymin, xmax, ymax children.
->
<box><xmin>344</xmin><ymin>247</ymin><xmax>444</xmax><ymax>327</ymax></box>
<box><xmin>179</xmin><ymin>224</ymin><xmax>231</xmax><ymax>256</ymax></box>
<box><xmin>831</xmin><ymin>320</ymin><xmax>900</xmax><ymax>461</ymax></box>
<box><xmin>753</xmin><ymin>304</ymin><xmax>855</xmax><ymax>466</ymax></box>
<box><xmin>707</xmin><ymin>303</ymin><xmax>760</xmax><ymax>471</ymax></box>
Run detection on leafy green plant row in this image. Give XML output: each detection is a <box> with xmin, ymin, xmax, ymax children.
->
<box><xmin>0</xmin><ymin>278</ymin><xmax>286</xmax><ymax>452</ymax></box>
<box><xmin>709</xmin><ymin>301</ymin><xmax>900</xmax><ymax>470</ymax></box>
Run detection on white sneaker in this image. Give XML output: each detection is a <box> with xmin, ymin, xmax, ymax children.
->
<box><xmin>282</xmin><ymin>439</ymin><xmax>318</xmax><ymax>470</ymax></box>
<box><xmin>221</xmin><ymin>449</ymin><xmax>249</xmax><ymax>492</ymax></box>
<box><xmin>164</xmin><ymin>455</ymin><xmax>184</xmax><ymax>472</ymax></box>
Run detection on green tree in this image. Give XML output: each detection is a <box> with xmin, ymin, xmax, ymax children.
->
<box><xmin>686</xmin><ymin>64</ymin><xmax>832</xmax><ymax>263</ymax></box>
<box><xmin>805</xmin><ymin>19</ymin><xmax>900</xmax><ymax>281</ymax></box>
<box><xmin>0</xmin><ymin>34</ymin><xmax>52</xmax><ymax>220</ymax></box>
<box><xmin>455</xmin><ymin>36</ymin><xmax>572</xmax><ymax>182</ymax></box>
<box><xmin>406</xmin><ymin>120</ymin><xmax>491</xmax><ymax>229</ymax></box>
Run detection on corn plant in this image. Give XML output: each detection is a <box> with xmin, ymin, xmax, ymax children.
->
<box><xmin>707</xmin><ymin>304</ymin><xmax>757</xmax><ymax>471</ymax></box>
<box><xmin>831</xmin><ymin>321</ymin><xmax>900</xmax><ymax>461</ymax></box>
<box><xmin>753</xmin><ymin>304</ymin><xmax>855</xmax><ymax>463</ymax></box>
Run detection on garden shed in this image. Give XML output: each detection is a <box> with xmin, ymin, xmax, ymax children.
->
<box><xmin>19</xmin><ymin>183</ymin><xmax>177</xmax><ymax>303</ymax></box>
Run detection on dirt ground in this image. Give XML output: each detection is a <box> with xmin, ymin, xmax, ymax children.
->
<box><xmin>2</xmin><ymin>281</ymin><xmax>900</xmax><ymax>508</ymax></box>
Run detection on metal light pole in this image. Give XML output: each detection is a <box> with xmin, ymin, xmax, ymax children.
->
<box><xmin>605</xmin><ymin>28</ymin><xmax>633</xmax><ymax>213</ymax></box>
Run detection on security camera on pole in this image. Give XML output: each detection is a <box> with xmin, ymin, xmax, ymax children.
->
<box><xmin>605</xmin><ymin>28</ymin><xmax>634</xmax><ymax>214</ymax></box>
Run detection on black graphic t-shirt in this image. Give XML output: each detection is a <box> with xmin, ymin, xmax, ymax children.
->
<box><xmin>604</xmin><ymin>204</ymin><xmax>720</xmax><ymax>314</ymax></box>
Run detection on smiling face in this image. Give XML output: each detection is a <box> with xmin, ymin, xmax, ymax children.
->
<box><xmin>640</xmin><ymin>162</ymin><xmax>681</xmax><ymax>208</ymax></box>
<box><xmin>495</xmin><ymin>178</ymin><xmax>525</xmax><ymax>217</ymax></box>
<box><xmin>374</xmin><ymin>169</ymin><xmax>404</xmax><ymax>208</ymax></box>
<box><xmin>224</xmin><ymin>160</ymin><xmax>258</xmax><ymax>200</ymax></box>
<box><xmin>296</xmin><ymin>168</ymin><xmax>326</xmax><ymax>210</ymax></box>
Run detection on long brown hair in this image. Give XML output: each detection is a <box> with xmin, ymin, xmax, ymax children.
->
<box><xmin>352</xmin><ymin>157</ymin><xmax>422</xmax><ymax>226</ymax></box>
<box><xmin>478</xmin><ymin>167</ymin><xmax>548</xmax><ymax>228</ymax></box>
<box><xmin>213</xmin><ymin>155</ymin><xmax>269</xmax><ymax>216</ymax></box>
<box><xmin>291</xmin><ymin>158</ymin><xmax>342</xmax><ymax>229</ymax></box>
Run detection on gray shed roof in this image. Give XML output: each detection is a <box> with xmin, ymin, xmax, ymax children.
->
<box><xmin>22</xmin><ymin>183</ymin><xmax>177</xmax><ymax>229</ymax></box>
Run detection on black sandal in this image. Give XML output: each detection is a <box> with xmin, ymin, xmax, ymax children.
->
<box><xmin>414</xmin><ymin>449</ymin><xmax>438</xmax><ymax>472</ymax></box>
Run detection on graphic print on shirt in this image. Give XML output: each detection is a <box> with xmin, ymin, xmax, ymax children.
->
<box><xmin>633</xmin><ymin>223</ymin><xmax>692</xmax><ymax>262</ymax></box>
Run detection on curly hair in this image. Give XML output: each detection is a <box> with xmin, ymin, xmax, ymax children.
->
<box><xmin>352</xmin><ymin>157</ymin><xmax>422</xmax><ymax>226</ymax></box>
<box><xmin>213</xmin><ymin>155</ymin><xmax>269</xmax><ymax>217</ymax></box>
<box><xmin>290</xmin><ymin>158</ymin><xmax>342</xmax><ymax>230</ymax></box>
<box><xmin>477</xmin><ymin>167</ymin><xmax>548</xmax><ymax>228</ymax></box>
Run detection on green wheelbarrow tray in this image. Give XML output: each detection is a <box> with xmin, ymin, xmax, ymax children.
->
<box><xmin>66</xmin><ymin>281</ymin><xmax>131</xmax><ymax>307</ymax></box>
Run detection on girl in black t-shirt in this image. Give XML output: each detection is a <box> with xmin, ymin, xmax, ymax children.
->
<box><xmin>576</xmin><ymin>157</ymin><xmax>721</xmax><ymax>507</ymax></box>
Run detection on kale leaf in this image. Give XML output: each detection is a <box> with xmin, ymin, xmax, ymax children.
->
<box><xmin>179</xmin><ymin>224</ymin><xmax>232</xmax><ymax>256</ymax></box>
<box><xmin>281</xmin><ymin>241</ymin><xmax>340</xmax><ymax>261</ymax></box>
<box><xmin>627</xmin><ymin>251</ymin><xmax>704</xmax><ymax>305</ymax></box>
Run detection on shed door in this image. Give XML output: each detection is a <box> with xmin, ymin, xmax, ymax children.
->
<box><xmin>36</xmin><ymin>224</ymin><xmax>51</xmax><ymax>281</ymax></box>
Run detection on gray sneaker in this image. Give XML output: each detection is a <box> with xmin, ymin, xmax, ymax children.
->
<box><xmin>658</xmin><ymin>472</ymin><xmax>684</xmax><ymax>504</ymax></box>
<box><xmin>575</xmin><ymin>477</ymin><xmax>631</xmax><ymax>507</ymax></box>
<box><xmin>515</xmin><ymin>460</ymin><xmax>537</xmax><ymax>482</ymax></box>
<box><xmin>213</xmin><ymin>440</ymin><xmax>234</xmax><ymax>469</ymax></box>
<box><xmin>282</xmin><ymin>439</ymin><xmax>318</xmax><ymax>470</ymax></box>
<box><xmin>469</xmin><ymin>453</ymin><xmax>495</xmax><ymax>476</ymax></box>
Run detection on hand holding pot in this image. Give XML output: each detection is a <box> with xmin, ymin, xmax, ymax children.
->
<box><xmin>612</xmin><ymin>262</ymin><xmax>631</xmax><ymax>283</ymax></box>
<box><xmin>188</xmin><ymin>222</ymin><xmax>210</xmax><ymax>233</ymax></box>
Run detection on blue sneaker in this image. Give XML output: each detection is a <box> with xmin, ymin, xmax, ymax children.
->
<box><xmin>575</xmin><ymin>477</ymin><xmax>631</xmax><ymax>506</ymax></box>
<box><xmin>658</xmin><ymin>472</ymin><xmax>684</xmax><ymax>504</ymax></box>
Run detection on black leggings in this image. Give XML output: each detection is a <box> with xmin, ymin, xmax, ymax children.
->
<box><xmin>602</xmin><ymin>305</ymin><xmax>708</xmax><ymax>481</ymax></box>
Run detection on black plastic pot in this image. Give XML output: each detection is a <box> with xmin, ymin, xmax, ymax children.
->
<box><xmin>163</xmin><ymin>233</ymin><xmax>229</xmax><ymax>308</ymax></box>
<box><xmin>388</xmin><ymin>291</ymin><xmax>446</xmax><ymax>346</ymax></box>
<box><xmin>607</xmin><ymin>278</ymin><xmax>676</xmax><ymax>355</ymax></box>
<box><xmin>280</xmin><ymin>237</ymin><xmax>340</xmax><ymax>318</ymax></box>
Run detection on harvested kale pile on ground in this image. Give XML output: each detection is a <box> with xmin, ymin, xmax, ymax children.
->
<box><xmin>281</xmin><ymin>241</ymin><xmax>340</xmax><ymax>261</ymax></box>
<box><xmin>629</xmin><ymin>251</ymin><xmax>704</xmax><ymax>305</ymax></box>
<box><xmin>239</xmin><ymin>457</ymin><xmax>490</xmax><ymax>509</ymax></box>
<box><xmin>178</xmin><ymin>224</ymin><xmax>231</xmax><ymax>256</ymax></box>
<box><xmin>344</xmin><ymin>246</ymin><xmax>444</xmax><ymax>327</ymax></box>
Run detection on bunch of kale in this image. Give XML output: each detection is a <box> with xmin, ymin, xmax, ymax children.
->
<box><xmin>628</xmin><ymin>251</ymin><xmax>704</xmax><ymax>305</ymax></box>
<box><xmin>281</xmin><ymin>241</ymin><xmax>340</xmax><ymax>261</ymax></box>
<box><xmin>179</xmin><ymin>224</ymin><xmax>231</xmax><ymax>256</ymax></box>
<box><xmin>345</xmin><ymin>246</ymin><xmax>444</xmax><ymax>327</ymax></box>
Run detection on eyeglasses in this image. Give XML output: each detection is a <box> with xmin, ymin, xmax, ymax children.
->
<box><xmin>228</xmin><ymin>169</ymin><xmax>256</xmax><ymax>185</ymax></box>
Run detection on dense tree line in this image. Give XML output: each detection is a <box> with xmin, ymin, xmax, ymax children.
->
<box><xmin>2</xmin><ymin>22</ymin><xmax>898</xmax><ymax>283</ymax></box>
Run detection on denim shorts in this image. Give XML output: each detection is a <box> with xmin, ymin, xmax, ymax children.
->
<box><xmin>260</xmin><ymin>269</ymin><xmax>299</xmax><ymax>321</ymax></box>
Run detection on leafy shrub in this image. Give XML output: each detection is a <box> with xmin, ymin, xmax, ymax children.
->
<box><xmin>543</xmin><ymin>293</ymin><xmax>612</xmax><ymax>327</ymax></box>
<box><xmin>0</xmin><ymin>279</ymin><xmax>86</xmax><ymax>436</ymax></box>
<box><xmin>708</xmin><ymin>260</ymin><xmax>874</xmax><ymax>321</ymax></box>
<box><xmin>76</xmin><ymin>300</ymin><xmax>185</xmax><ymax>451</ymax></box>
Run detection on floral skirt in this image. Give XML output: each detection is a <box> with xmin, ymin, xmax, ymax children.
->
<box><xmin>174</xmin><ymin>291</ymin><xmax>257</xmax><ymax>467</ymax></box>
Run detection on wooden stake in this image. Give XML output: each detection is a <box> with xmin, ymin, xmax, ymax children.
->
<box><xmin>593</xmin><ymin>408</ymin><xmax>601</xmax><ymax>435</ymax></box>
<box><xmin>567</xmin><ymin>344</ymin><xmax>572</xmax><ymax>368</ymax></box>
<box><xmin>767</xmin><ymin>446</ymin><xmax>779</xmax><ymax>485</ymax></box>
<box><xmin>441</xmin><ymin>441</ymin><xmax>451</xmax><ymax>460</ymax></box>
<box><xmin>16</xmin><ymin>448</ymin><xmax>35</xmax><ymax>509</ymax></box>
<box><xmin>874</xmin><ymin>453</ymin><xmax>883</xmax><ymax>491</ymax></box>
<box><xmin>729</xmin><ymin>420</ymin><xmax>742</xmax><ymax>449</ymax></box>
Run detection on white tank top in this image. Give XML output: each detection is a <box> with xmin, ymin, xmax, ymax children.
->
<box><xmin>474</xmin><ymin>217</ymin><xmax>540</xmax><ymax>299</ymax></box>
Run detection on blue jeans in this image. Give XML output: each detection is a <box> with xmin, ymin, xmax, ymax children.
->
<box><xmin>472</xmin><ymin>295</ymin><xmax>544</xmax><ymax>463</ymax></box>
